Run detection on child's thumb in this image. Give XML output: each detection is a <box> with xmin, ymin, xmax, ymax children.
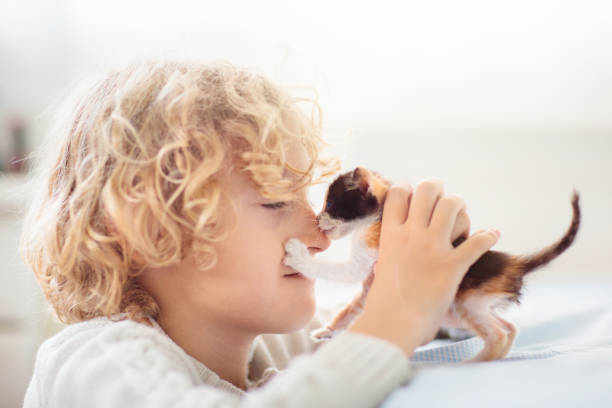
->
<box><xmin>457</xmin><ymin>228</ymin><xmax>500</xmax><ymax>267</ymax></box>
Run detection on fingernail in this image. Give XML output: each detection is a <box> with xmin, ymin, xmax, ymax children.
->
<box><xmin>489</xmin><ymin>228</ymin><xmax>500</xmax><ymax>237</ymax></box>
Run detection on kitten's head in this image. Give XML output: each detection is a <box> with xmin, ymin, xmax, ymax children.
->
<box><xmin>317</xmin><ymin>167</ymin><xmax>391</xmax><ymax>239</ymax></box>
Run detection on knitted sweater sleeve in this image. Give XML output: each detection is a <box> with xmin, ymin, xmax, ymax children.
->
<box><xmin>24</xmin><ymin>317</ymin><xmax>414</xmax><ymax>408</ymax></box>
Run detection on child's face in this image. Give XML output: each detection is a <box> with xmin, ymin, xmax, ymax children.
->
<box><xmin>189</xmin><ymin>170</ymin><xmax>329</xmax><ymax>333</ymax></box>
<box><xmin>140</xmin><ymin>143</ymin><xmax>332</xmax><ymax>335</ymax></box>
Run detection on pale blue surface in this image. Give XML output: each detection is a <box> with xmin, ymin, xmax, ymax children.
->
<box><xmin>383</xmin><ymin>283</ymin><xmax>612</xmax><ymax>407</ymax></box>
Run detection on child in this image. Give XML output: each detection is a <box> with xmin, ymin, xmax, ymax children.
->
<box><xmin>20</xmin><ymin>59</ymin><xmax>500</xmax><ymax>407</ymax></box>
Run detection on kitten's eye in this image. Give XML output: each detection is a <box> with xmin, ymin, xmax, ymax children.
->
<box><xmin>262</xmin><ymin>202</ymin><xmax>287</xmax><ymax>210</ymax></box>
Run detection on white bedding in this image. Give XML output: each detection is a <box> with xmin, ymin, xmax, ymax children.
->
<box><xmin>382</xmin><ymin>282</ymin><xmax>612</xmax><ymax>407</ymax></box>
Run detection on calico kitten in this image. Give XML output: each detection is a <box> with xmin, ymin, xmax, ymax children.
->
<box><xmin>283</xmin><ymin>167</ymin><xmax>581</xmax><ymax>361</ymax></box>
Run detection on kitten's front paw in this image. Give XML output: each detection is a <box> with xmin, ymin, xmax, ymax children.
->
<box><xmin>283</xmin><ymin>238</ymin><xmax>311</xmax><ymax>272</ymax></box>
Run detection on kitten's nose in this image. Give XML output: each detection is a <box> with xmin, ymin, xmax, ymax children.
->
<box><xmin>315</xmin><ymin>212</ymin><xmax>332</xmax><ymax>233</ymax></box>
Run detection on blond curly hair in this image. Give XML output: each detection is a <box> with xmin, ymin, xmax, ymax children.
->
<box><xmin>19</xmin><ymin>59</ymin><xmax>339</xmax><ymax>325</ymax></box>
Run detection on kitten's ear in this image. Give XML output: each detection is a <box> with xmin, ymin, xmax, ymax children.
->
<box><xmin>358</xmin><ymin>179</ymin><xmax>370</xmax><ymax>196</ymax></box>
<box><xmin>353</xmin><ymin>167</ymin><xmax>371</xmax><ymax>196</ymax></box>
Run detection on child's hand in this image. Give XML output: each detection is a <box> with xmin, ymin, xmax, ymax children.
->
<box><xmin>349</xmin><ymin>179</ymin><xmax>500</xmax><ymax>355</ymax></box>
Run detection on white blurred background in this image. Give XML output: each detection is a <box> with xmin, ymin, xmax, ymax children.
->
<box><xmin>1</xmin><ymin>0</ymin><xmax>611</xmax><ymax>406</ymax></box>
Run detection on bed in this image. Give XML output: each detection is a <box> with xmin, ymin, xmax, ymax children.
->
<box><xmin>382</xmin><ymin>282</ymin><xmax>612</xmax><ymax>407</ymax></box>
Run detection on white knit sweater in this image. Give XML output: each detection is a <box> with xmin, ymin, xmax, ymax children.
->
<box><xmin>23</xmin><ymin>310</ymin><xmax>414</xmax><ymax>407</ymax></box>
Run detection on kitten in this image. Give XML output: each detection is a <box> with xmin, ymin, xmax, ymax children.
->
<box><xmin>283</xmin><ymin>167</ymin><xmax>581</xmax><ymax>361</ymax></box>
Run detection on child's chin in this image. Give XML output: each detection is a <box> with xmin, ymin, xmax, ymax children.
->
<box><xmin>276</xmin><ymin>304</ymin><xmax>316</xmax><ymax>333</ymax></box>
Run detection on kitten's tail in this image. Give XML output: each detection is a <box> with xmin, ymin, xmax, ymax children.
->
<box><xmin>517</xmin><ymin>190</ymin><xmax>581</xmax><ymax>274</ymax></box>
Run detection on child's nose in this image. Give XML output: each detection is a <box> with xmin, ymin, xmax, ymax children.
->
<box><xmin>308</xmin><ymin>229</ymin><xmax>331</xmax><ymax>255</ymax></box>
<box><xmin>304</xmin><ymin>213</ymin><xmax>331</xmax><ymax>254</ymax></box>
<box><xmin>295</xmin><ymin>201</ymin><xmax>331</xmax><ymax>254</ymax></box>
<box><xmin>312</xmin><ymin>226</ymin><xmax>331</xmax><ymax>253</ymax></box>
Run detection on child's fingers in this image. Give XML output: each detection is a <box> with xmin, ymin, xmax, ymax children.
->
<box><xmin>429</xmin><ymin>195</ymin><xmax>467</xmax><ymax>241</ymax></box>
<box><xmin>451</xmin><ymin>209</ymin><xmax>471</xmax><ymax>243</ymax></box>
<box><xmin>382</xmin><ymin>183</ymin><xmax>413</xmax><ymax>227</ymax></box>
<box><xmin>407</xmin><ymin>178</ymin><xmax>444</xmax><ymax>229</ymax></box>
<box><xmin>455</xmin><ymin>229</ymin><xmax>501</xmax><ymax>268</ymax></box>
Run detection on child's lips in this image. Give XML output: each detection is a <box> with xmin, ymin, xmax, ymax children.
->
<box><xmin>284</xmin><ymin>272</ymin><xmax>312</xmax><ymax>281</ymax></box>
<box><xmin>283</xmin><ymin>267</ymin><xmax>312</xmax><ymax>280</ymax></box>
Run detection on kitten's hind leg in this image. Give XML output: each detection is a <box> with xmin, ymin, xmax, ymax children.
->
<box><xmin>464</xmin><ymin>316</ymin><xmax>509</xmax><ymax>362</ymax></box>
<box><xmin>494</xmin><ymin>313</ymin><xmax>517</xmax><ymax>358</ymax></box>
<box><xmin>455</xmin><ymin>295</ymin><xmax>512</xmax><ymax>362</ymax></box>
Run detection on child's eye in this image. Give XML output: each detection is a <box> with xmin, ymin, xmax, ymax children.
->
<box><xmin>262</xmin><ymin>202</ymin><xmax>287</xmax><ymax>210</ymax></box>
